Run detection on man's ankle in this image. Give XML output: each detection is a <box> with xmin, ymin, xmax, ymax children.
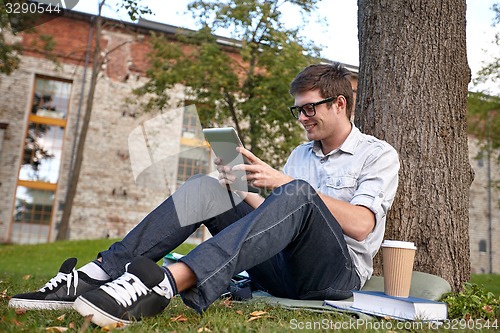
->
<box><xmin>78</xmin><ymin>262</ymin><xmax>111</xmax><ymax>281</ymax></box>
<box><xmin>159</xmin><ymin>266</ymin><xmax>178</xmax><ymax>298</ymax></box>
<box><xmin>164</xmin><ymin>262</ymin><xmax>196</xmax><ymax>292</ymax></box>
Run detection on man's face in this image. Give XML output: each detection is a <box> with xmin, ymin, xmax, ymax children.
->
<box><xmin>293</xmin><ymin>90</ymin><xmax>337</xmax><ymax>142</ymax></box>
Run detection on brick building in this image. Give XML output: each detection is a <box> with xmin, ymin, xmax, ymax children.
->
<box><xmin>468</xmin><ymin>138</ymin><xmax>499</xmax><ymax>274</ymax></box>
<box><xmin>0</xmin><ymin>10</ymin><xmax>498</xmax><ymax>273</ymax></box>
<box><xmin>0</xmin><ymin>10</ymin><xmax>213</xmax><ymax>244</ymax></box>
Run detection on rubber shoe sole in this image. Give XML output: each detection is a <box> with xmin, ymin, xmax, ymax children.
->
<box><xmin>73</xmin><ymin>296</ymin><xmax>133</xmax><ymax>327</ymax></box>
<box><xmin>8</xmin><ymin>298</ymin><xmax>73</xmax><ymax>310</ymax></box>
<box><xmin>7</xmin><ymin>258</ymin><xmax>108</xmax><ymax>311</ymax></box>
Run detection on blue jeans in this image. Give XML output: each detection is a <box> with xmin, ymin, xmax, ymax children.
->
<box><xmin>98</xmin><ymin>175</ymin><xmax>360</xmax><ymax>313</ymax></box>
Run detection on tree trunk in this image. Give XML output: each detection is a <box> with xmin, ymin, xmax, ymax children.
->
<box><xmin>56</xmin><ymin>9</ymin><xmax>103</xmax><ymax>240</ymax></box>
<box><xmin>356</xmin><ymin>0</ymin><xmax>473</xmax><ymax>291</ymax></box>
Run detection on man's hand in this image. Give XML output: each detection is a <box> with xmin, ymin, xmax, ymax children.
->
<box><xmin>232</xmin><ymin>147</ymin><xmax>294</xmax><ymax>191</ymax></box>
<box><xmin>215</xmin><ymin>157</ymin><xmax>237</xmax><ymax>187</ymax></box>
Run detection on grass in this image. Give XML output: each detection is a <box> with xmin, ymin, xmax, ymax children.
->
<box><xmin>470</xmin><ymin>274</ymin><xmax>500</xmax><ymax>297</ymax></box>
<box><xmin>0</xmin><ymin>239</ymin><xmax>499</xmax><ymax>332</ymax></box>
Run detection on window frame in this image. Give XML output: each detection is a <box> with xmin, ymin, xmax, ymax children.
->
<box><xmin>9</xmin><ymin>75</ymin><xmax>73</xmax><ymax>244</ymax></box>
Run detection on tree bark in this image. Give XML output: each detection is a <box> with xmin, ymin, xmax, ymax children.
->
<box><xmin>356</xmin><ymin>0</ymin><xmax>473</xmax><ymax>291</ymax></box>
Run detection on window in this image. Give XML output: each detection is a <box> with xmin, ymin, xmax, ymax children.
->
<box><xmin>182</xmin><ymin>105</ymin><xmax>204</xmax><ymax>139</ymax></box>
<box><xmin>177</xmin><ymin>105</ymin><xmax>210</xmax><ymax>188</ymax></box>
<box><xmin>477</xmin><ymin>151</ymin><xmax>484</xmax><ymax>168</ymax></box>
<box><xmin>10</xmin><ymin>76</ymin><xmax>72</xmax><ymax>244</ymax></box>
<box><xmin>32</xmin><ymin>77</ymin><xmax>71</xmax><ymax>119</ymax></box>
<box><xmin>479</xmin><ymin>239</ymin><xmax>487</xmax><ymax>253</ymax></box>
<box><xmin>177</xmin><ymin>147</ymin><xmax>210</xmax><ymax>186</ymax></box>
<box><xmin>11</xmin><ymin>186</ymin><xmax>54</xmax><ymax>244</ymax></box>
<box><xmin>19</xmin><ymin>123</ymin><xmax>64</xmax><ymax>183</ymax></box>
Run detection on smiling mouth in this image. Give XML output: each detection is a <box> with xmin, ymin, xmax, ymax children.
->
<box><xmin>304</xmin><ymin>124</ymin><xmax>316</xmax><ymax>131</ymax></box>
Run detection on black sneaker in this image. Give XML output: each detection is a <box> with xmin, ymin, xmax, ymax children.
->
<box><xmin>8</xmin><ymin>258</ymin><xmax>108</xmax><ymax>310</ymax></box>
<box><xmin>73</xmin><ymin>256</ymin><xmax>172</xmax><ymax>327</ymax></box>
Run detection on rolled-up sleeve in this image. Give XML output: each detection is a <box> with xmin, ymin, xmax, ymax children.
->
<box><xmin>350</xmin><ymin>144</ymin><xmax>400</xmax><ymax>226</ymax></box>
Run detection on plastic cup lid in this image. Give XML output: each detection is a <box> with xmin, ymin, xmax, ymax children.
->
<box><xmin>382</xmin><ymin>240</ymin><xmax>417</xmax><ymax>250</ymax></box>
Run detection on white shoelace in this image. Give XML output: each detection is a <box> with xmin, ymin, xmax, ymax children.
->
<box><xmin>100</xmin><ymin>270</ymin><xmax>171</xmax><ymax>307</ymax></box>
<box><xmin>39</xmin><ymin>269</ymin><xmax>79</xmax><ymax>296</ymax></box>
<box><xmin>100</xmin><ymin>271</ymin><xmax>168</xmax><ymax>307</ymax></box>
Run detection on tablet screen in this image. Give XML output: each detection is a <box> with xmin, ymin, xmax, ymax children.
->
<box><xmin>202</xmin><ymin>127</ymin><xmax>259</xmax><ymax>193</ymax></box>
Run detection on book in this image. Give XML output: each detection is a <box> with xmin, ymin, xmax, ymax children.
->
<box><xmin>324</xmin><ymin>291</ymin><xmax>448</xmax><ymax>321</ymax></box>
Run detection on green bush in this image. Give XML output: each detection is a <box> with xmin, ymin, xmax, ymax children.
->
<box><xmin>442</xmin><ymin>282</ymin><xmax>500</xmax><ymax>320</ymax></box>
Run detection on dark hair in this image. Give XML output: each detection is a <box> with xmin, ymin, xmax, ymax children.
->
<box><xmin>289</xmin><ymin>63</ymin><xmax>354</xmax><ymax>119</ymax></box>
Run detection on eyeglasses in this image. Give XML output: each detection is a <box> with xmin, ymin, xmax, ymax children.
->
<box><xmin>289</xmin><ymin>96</ymin><xmax>337</xmax><ymax>119</ymax></box>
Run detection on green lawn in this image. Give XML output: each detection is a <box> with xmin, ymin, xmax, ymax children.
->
<box><xmin>0</xmin><ymin>239</ymin><xmax>498</xmax><ymax>332</ymax></box>
<box><xmin>470</xmin><ymin>274</ymin><xmax>500</xmax><ymax>297</ymax></box>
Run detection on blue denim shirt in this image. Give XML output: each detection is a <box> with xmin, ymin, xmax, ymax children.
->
<box><xmin>283</xmin><ymin>124</ymin><xmax>400</xmax><ymax>286</ymax></box>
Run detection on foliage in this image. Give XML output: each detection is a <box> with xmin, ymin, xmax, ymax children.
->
<box><xmin>442</xmin><ymin>282</ymin><xmax>500</xmax><ymax>320</ymax></box>
<box><xmin>467</xmin><ymin>3</ymin><xmax>500</xmax><ymax>199</ymax></box>
<box><xmin>0</xmin><ymin>1</ymin><xmax>64</xmax><ymax>74</ymax></box>
<box><xmin>469</xmin><ymin>4</ymin><xmax>500</xmax><ymax>189</ymax></box>
<box><xmin>467</xmin><ymin>92</ymin><xmax>500</xmax><ymax>151</ymax></box>
<box><xmin>117</xmin><ymin>0</ymin><xmax>152</xmax><ymax>21</ymax></box>
<box><xmin>0</xmin><ymin>31</ymin><xmax>22</xmax><ymax>74</ymax></box>
<box><xmin>473</xmin><ymin>2</ymin><xmax>500</xmax><ymax>93</ymax></box>
<box><xmin>134</xmin><ymin>0</ymin><xmax>323</xmax><ymax>166</ymax></box>
<box><xmin>0</xmin><ymin>1</ymin><xmax>25</xmax><ymax>74</ymax></box>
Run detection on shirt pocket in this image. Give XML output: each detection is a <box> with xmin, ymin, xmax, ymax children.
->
<box><xmin>326</xmin><ymin>175</ymin><xmax>357</xmax><ymax>202</ymax></box>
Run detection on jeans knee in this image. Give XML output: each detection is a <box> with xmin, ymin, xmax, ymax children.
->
<box><xmin>272</xmin><ymin>179</ymin><xmax>316</xmax><ymax>201</ymax></box>
<box><xmin>186</xmin><ymin>173</ymin><xmax>208</xmax><ymax>182</ymax></box>
<box><xmin>182</xmin><ymin>174</ymin><xmax>226</xmax><ymax>197</ymax></box>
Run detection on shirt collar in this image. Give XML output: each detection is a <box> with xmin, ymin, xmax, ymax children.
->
<box><xmin>311</xmin><ymin>123</ymin><xmax>361</xmax><ymax>157</ymax></box>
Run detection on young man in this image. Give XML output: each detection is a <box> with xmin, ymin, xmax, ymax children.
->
<box><xmin>9</xmin><ymin>63</ymin><xmax>400</xmax><ymax>327</ymax></box>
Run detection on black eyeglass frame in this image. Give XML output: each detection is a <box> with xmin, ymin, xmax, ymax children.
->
<box><xmin>289</xmin><ymin>96</ymin><xmax>337</xmax><ymax>119</ymax></box>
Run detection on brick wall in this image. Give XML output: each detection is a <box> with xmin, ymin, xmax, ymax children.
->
<box><xmin>468</xmin><ymin>138</ymin><xmax>500</xmax><ymax>273</ymax></box>
<box><xmin>0</xmin><ymin>12</ymin><xmax>185</xmax><ymax>242</ymax></box>
<box><xmin>0</xmin><ymin>63</ymin><xmax>35</xmax><ymax>239</ymax></box>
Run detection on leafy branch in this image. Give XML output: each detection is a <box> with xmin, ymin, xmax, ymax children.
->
<box><xmin>134</xmin><ymin>0</ymin><xmax>323</xmax><ymax>166</ymax></box>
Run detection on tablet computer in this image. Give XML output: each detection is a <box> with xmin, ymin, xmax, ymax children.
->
<box><xmin>202</xmin><ymin>127</ymin><xmax>260</xmax><ymax>193</ymax></box>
